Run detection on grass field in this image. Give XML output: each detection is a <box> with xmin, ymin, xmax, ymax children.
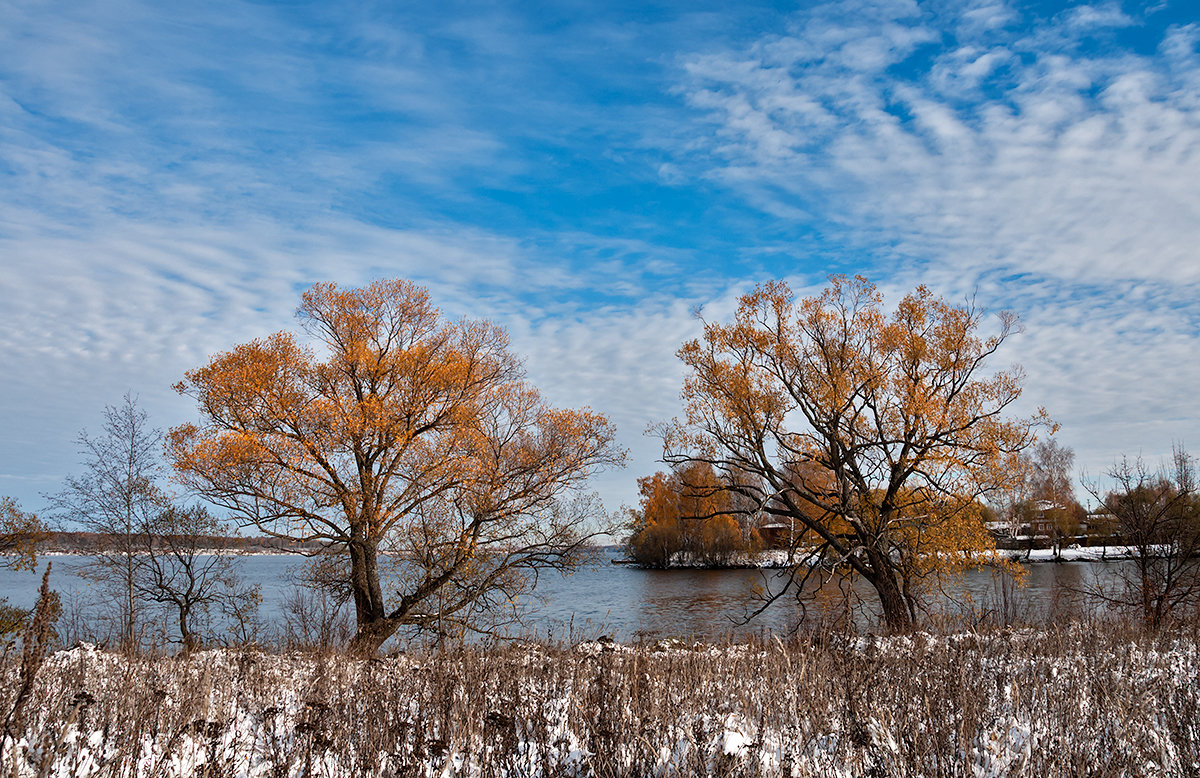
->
<box><xmin>2</xmin><ymin>618</ymin><xmax>1198</xmax><ymax>777</ymax></box>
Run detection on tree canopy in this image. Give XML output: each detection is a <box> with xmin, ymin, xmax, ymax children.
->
<box><xmin>625</xmin><ymin>462</ymin><xmax>757</xmax><ymax>568</ymax></box>
<box><xmin>664</xmin><ymin>275</ymin><xmax>1045</xmax><ymax>629</ymax></box>
<box><xmin>0</xmin><ymin>496</ymin><xmax>46</xmax><ymax>572</ymax></box>
<box><xmin>169</xmin><ymin>279</ymin><xmax>624</xmax><ymax>653</ymax></box>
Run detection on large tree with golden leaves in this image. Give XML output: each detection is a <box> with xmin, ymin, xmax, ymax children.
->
<box><xmin>665</xmin><ymin>275</ymin><xmax>1045</xmax><ymax>630</ymax></box>
<box><xmin>169</xmin><ymin>279</ymin><xmax>623</xmax><ymax>653</ymax></box>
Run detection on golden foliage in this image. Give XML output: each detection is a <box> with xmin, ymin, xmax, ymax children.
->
<box><xmin>669</xmin><ymin>275</ymin><xmax>1045</xmax><ymax>628</ymax></box>
<box><xmin>170</xmin><ymin>279</ymin><xmax>624</xmax><ymax>651</ymax></box>
<box><xmin>626</xmin><ymin>462</ymin><xmax>759</xmax><ymax>567</ymax></box>
<box><xmin>0</xmin><ymin>496</ymin><xmax>47</xmax><ymax>571</ymax></box>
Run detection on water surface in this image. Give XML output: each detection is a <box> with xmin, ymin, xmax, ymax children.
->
<box><xmin>0</xmin><ymin>550</ymin><xmax>1127</xmax><ymax>642</ymax></box>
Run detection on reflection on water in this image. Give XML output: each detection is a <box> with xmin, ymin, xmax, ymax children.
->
<box><xmin>530</xmin><ymin>551</ymin><xmax>1128</xmax><ymax>640</ymax></box>
<box><xmin>0</xmin><ymin>549</ymin><xmax>1132</xmax><ymax>642</ymax></box>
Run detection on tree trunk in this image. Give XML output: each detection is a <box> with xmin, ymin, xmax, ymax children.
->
<box><xmin>125</xmin><ymin>547</ymin><xmax>137</xmax><ymax>653</ymax></box>
<box><xmin>1138</xmin><ymin>559</ymin><xmax>1157</xmax><ymax>630</ymax></box>
<box><xmin>179</xmin><ymin>604</ymin><xmax>196</xmax><ymax>653</ymax></box>
<box><xmin>864</xmin><ymin>548</ymin><xmax>912</xmax><ymax>633</ymax></box>
<box><xmin>348</xmin><ymin>617</ymin><xmax>401</xmax><ymax>656</ymax></box>
<box><xmin>347</xmin><ymin>538</ymin><xmax>398</xmax><ymax>655</ymax></box>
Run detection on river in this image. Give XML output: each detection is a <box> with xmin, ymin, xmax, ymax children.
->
<box><xmin>0</xmin><ymin>550</ymin><xmax>1130</xmax><ymax>643</ymax></box>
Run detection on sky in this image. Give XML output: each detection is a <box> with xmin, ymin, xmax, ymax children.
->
<box><xmin>2</xmin><ymin>0</ymin><xmax>1198</xmax><ymax>523</ymax></box>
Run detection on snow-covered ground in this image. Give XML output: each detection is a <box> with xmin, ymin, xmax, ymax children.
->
<box><xmin>636</xmin><ymin>544</ymin><xmax>1150</xmax><ymax>569</ymax></box>
<box><xmin>3</xmin><ymin>628</ymin><xmax>1196</xmax><ymax>777</ymax></box>
<box><xmin>999</xmin><ymin>544</ymin><xmax>1144</xmax><ymax>563</ymax></box>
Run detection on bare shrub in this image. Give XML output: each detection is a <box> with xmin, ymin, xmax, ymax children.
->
<box><xmin>2</xmin><ymin>565</ymin><xmax>59</xmax><ymax>741</ymax></box>
<box><xmin>1085</xmin><ymin>446</ymin><xmax>1200</xmax><ymax>629</ymax></box>
<box><xmin>277</xmin><ymin>588</ymin><xmax>353</xmax><ymax>652</ymax></box>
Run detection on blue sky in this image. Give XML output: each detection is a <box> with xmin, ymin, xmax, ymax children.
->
<box><xmin>2</xmin><ymin>0</ymin><xmax>1199</xmax><ymax>518</ymax></box>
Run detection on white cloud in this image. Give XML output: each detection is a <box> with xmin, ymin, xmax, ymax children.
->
<box><xmin>959</xmin><ymin>2</ymin><xmax>1017</xmax><ymax>34</ymax></box>
<box><xmin>676</xmin><ymin>6</ymin><xmax>1200</xmax><ymax>281</ymax></box>
<box><xmin>668</xmin><ymin>2</ymin><xmax>1200</xmax><ymax>493</ymax></box>
<box><xmin>1066</xmin><ymin>3</ymin><xmax>1135</xmax><ymax>30</ymax></box>
<box><xmin>4</xmin><ymin>0</ymin><xmax>1198</xmax><ymax>521</ymax></box>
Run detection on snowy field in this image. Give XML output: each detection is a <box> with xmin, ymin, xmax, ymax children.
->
<box><xmin>2</xmin><ymin>626</ymin><xmax>1197</xmax><ymax>777</ymax></box>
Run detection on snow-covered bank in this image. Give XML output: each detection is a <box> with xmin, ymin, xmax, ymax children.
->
<box><xmin>3</xmin><ymin>628</ymin><xmax>1197</xmax><ymax>776</ymax></box>
<box><xmin>999</xmin><ymin>545</ymin><xmax>1144</xmax><ymax>563</ymax></box>
<box><xmin>617</xmin><ymin>545</ymin><xmax>1150</xmax><ymax>569</ymax></box>
<box><xmin>30</xmin><ymin>549</ymin><xmax>302</xmax><ymax>557</ymax></box>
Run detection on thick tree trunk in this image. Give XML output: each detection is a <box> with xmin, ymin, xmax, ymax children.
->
<box><xmin>347</xmin><ymin>537</ymin><xmax>399</xmax><ymax>655</ymax></box>
<box><xmin>864</xmin><ymin>547</ymin><xmax>912</xmax><ymax>633</ymax></box>
<box><xmin>348</xmin><ymin>618</ymin><xmax>401</xmax><ymax>656</ymax></box>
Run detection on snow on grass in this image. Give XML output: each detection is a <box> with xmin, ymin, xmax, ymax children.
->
<box><xmin>2</xmin><ymin>626</ymin><xmax>1198</xmax><ymax>776</ymax></box>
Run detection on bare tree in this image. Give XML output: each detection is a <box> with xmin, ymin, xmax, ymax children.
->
<box><xmin>47</xmin><ymin>394</ymin><xmax>164</xmax><ymax>649</ymax></box>
<box><xmin>1028</xmin><ymin>439</ymin><xmax>1082</xmax><ymax>557</ymax></box>
<box><xmin>1085</xmin><ymin>446</ymin><xmax>1200</xmax><ymax>629</ymax></box>
<box><xmin>49</xmin><ymin>394</ymin><xmax>259</xmax><ymax>651</ymax></box>
<box><xmin>137</xmin><ymin>505</ymin><xmax>261</xmax><ymax>651</ymax></box>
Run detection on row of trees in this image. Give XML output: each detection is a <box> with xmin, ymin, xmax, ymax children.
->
<box><xmin>626</xmin><ymin>437</ymin><xmax>1094</xmax><ymax>571</ymax></box>
<box><xmin>7</xmin><ymin>282</ymin><xmax>625</xmax><ymax>655</ymax></box>
<box><xmin>648</xmin><ymin>275</ymin><xmax>1200</xmax><ymax>631</ymax></box>
<box><xmin>967</xmin><ymin>435</ymin><xmax>1200</xmax><ymax>630</ymax></box>
<box><xmin>7</xmin><ymin>274</ymin><xmax>1197</xmax><ymax>653</ymax></box>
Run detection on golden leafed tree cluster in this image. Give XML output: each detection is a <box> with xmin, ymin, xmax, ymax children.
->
<box><xmin>169</xmin><ymin>279</ymin><xmax>624</xmax><ymax>653</ymax></box>
<box><xmin>0</xmin><ymin>496</ymin><xmax>46</xmax><ymax>572</ymax></box>
<box><xmin>625</xmin><ymin>462</ymin><xmax>757</xmax><ymax>568</ymax></box>
<box><xmin>665</xmin><ymin>275</ymin><xmax>1046</xmax><ymax>629</ymax></box>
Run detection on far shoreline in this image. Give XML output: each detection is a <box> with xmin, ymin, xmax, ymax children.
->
<box><xmin>612</xmin><ymin>544</ymin><xmax>1148</xmax><ymax>570</ymax></box>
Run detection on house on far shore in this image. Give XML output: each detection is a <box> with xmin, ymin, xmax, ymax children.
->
<box><xmin>1023</xmin><ymin>499</ymin><xmax>1060</xmax><ymax>537</ymax></box>
<box><xmin>985</xmin><ymin>519</ymin><xmax>1012</xmax><ymax>538</ymax></box>
<box><xmin>757</xmin><ymin>522</ymin><xmax>792</xmax><ymax>549</ymax></box>
<box><xmin>1023</xmin><ymin>499</ymin><xmax>1092</xmax><ymax>538</ymax></box>
<box><xmin>986</xmin><ymin>499</ymin><xmax>1090</xmax><ymax>544</ymax></box>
